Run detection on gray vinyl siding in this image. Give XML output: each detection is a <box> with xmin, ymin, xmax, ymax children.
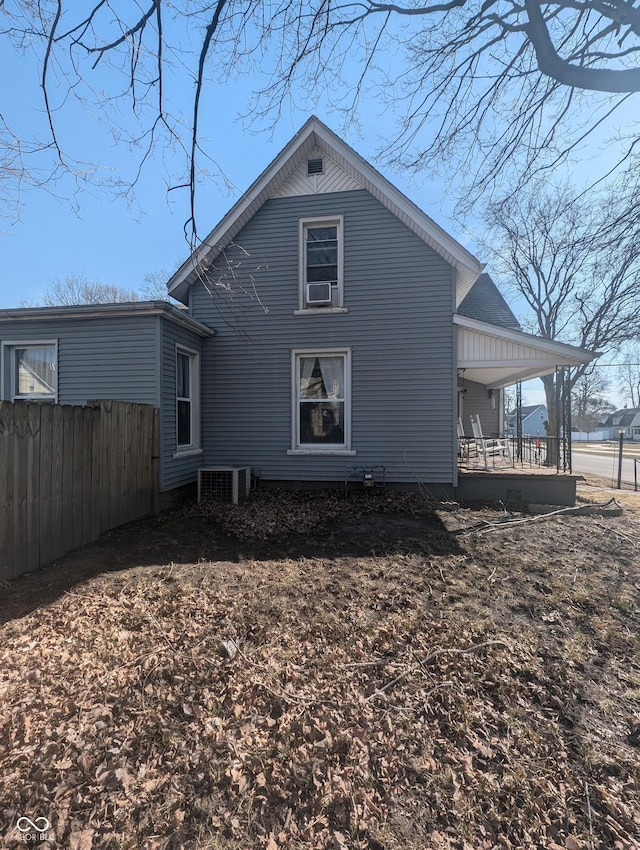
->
<box><xmin>0</xmin><ymin>316</ymin><xmax>158</xmax><ymax>406</ymax></box>
<box><xmin>192</xmin><ymin>189</ymin><xmax>457</xmax><ymax>484</ymax></box>
<box><xmin>159</xmin><ymin>321</ymin><xmax>205</xmax><ymax>490</ymax></box>
<box><xmin>0</xmin><ymin>313</ymin><xmax>210</xmax><ymax>492</ymax></box>
<box><xmin>459</xmin><ymin>380</ymin><xmax>501</xmax><ymax>436</ymax></box>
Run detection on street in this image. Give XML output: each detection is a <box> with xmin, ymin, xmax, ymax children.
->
<box><xmin>571</xmin><ymin>443</ymin><xmax>640</xmax><ymax>487</ymax></box>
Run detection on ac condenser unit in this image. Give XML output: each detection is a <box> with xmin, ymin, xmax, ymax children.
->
<box><xmin>198</xmin><ymin>466</ymin><xmax>251</xmax><ymax>504</ymax></box>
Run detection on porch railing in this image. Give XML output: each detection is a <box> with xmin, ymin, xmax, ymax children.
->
<box><xmin>458</xmin><ymin>435</ymin><xmax>571</xmax><ymax>472</ymax></box>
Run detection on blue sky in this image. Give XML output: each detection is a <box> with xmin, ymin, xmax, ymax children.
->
<box><xmin>0</xmin><ymin>9</ymin><xmax>635</xmax><ymax>409</ymax></box>
<box><xmin>0</xmin><ymin>11</ymin><xmax>461</xmax><ymax>310</ymax></box>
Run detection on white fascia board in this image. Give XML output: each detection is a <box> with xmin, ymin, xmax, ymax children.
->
<box><xmin>167</xmin><ymin>119</ymin><xmax>320</xmax><ymax>302</ymax></box>
<box><xmin>454</xmin><ymin>314</ymin><xmax>596</xmax><ymax>364</ymax></box>
<box><xmin>167</xmin><ymin>116</ymin><xmax>484</xmax><ymax>303</ymax></box>
<box><xmin>309</xmin><ymin>121</ymin><xmax>484</xmax><ymax>281</ymax></box>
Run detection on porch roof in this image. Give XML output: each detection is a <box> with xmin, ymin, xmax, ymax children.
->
<box><xmin>454</xmin><ymin>315</ymin><xmax>595</xmax><ymax>389</ymax></box>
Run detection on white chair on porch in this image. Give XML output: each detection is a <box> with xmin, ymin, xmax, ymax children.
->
<box><xmin>469</xmin><ymin>414</ymin><xmax>511</xmax><ymax>468</ymax></box>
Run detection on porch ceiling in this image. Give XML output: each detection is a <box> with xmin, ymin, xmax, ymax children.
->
<box><xmin>454</xmin><ymin>315</ymin><xmax>595</xmax><ymax>389</ymax></box>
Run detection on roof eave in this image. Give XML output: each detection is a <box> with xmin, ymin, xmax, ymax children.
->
<box><xmin>0</xmin><ymin>301</ymin><xmax>215</xmax><ymax>337</ymax></box>
<box><xmin>454</xmin><ymin>314</ymin><xmax>596</xmax><ymax>365</ymax></box>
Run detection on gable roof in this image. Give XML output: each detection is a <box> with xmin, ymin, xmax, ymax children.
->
<box><xmin>506</xmin><ymin>404</ymin><xmax>547</xmax><ymax>421</ymax></box>
<box><xmin>520</xmin><ymin>404</ymin><xmax>547</xmax><ymax>418</ymax></box>
<box><xmin>457</xmin><ymin>274</ymin><xmax>521</xmax><ymax>331</ymax></box>
<box><xmin>603</xmin><ymin>408</ymin><xmax>640</xmax><ymax>427</ymax></box>
<box><xmin>167</xmin><ymin>116</ymin><xmax>484</xmax><ymax>305</ymax></box>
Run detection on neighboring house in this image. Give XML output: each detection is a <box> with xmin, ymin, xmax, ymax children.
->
<box><xmin>0</xmin><ymin>118</ymin><xmax>595</xmax><ymax>495</ymax></box>
<box><xmin>601</xmin><ymin>408</ymin><xmax>640</xmax><ymax>440</ymax></box>
<box><xmin>506</xmin><ymin>404</ymin><xmax>548</xmax><ymax>437</ymax></box>
<box><xmin>0</xmin><ymin>301</ymin><xmax>213</xmax><ymax>492</ymax></box>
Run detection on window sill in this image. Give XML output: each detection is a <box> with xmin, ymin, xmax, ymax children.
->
<box><xmin>172</xmin><ymin>447</ymin><xmax>203</xmax><ymax>460</ymax></box>
<box><xmin>287</xmin><ymin>448</ymin><xmax>356</xmax><ymax>456</ymax></box>
<box><xmin>293</xmin><ymin>307</ymin><xmax>349</xmax><ymax>316</ymax></box>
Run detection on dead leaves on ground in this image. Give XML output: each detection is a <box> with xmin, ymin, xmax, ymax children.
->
<box><xmin>1</xmin><ymin>492</ymin><xmax>639</xmax><ymax>849</ymax></box>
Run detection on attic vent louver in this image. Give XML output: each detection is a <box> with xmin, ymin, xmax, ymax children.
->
<box><xmin>307</xmin><ymin>157</ymin><xmax>324</xmax><ymax>175</ymax></box>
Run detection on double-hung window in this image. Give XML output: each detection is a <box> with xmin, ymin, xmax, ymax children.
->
<box><xmin>2</xmin><ymin>342</ymin><xmax>57</xmax><ymax>401</ymax></box>
<box><xmin>299</xmin><ymin>216</ymin><xmax>344</xmax><ymax>310</ymax></box>
<box><xmin>290</xmin><ymin>349</ymin><xmax>353</xmax><ymax>453</ymax></box>
<box><xmin>176</xmin><ymin>347</ymin><xmax>200</xmax><ymax>452</ymax></box>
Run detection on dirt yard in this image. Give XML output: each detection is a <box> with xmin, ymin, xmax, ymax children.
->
<box><xmin>1</xmin><ymin>482</ymin><xmax>639</xmax><ymax>850</ymax></box>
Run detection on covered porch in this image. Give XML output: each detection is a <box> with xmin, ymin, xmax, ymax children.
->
<box><xmin>454</xmin><ymin>316</ymin><xmax>595</xmax><ymax>501</ymax></box>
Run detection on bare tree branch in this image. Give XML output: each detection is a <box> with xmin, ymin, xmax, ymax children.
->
<box><xmin>2</xmin><ymin>0</ymin><xmax>640</xmax><ymax>245</ymax></box>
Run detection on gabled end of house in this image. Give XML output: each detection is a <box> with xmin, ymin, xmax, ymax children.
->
<box><xmin>1</xmin><ymin>118</ymin><xmax>596</xmax><ymax>507</ymax></box>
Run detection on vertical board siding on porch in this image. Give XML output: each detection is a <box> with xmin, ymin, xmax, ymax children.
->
<box><xmin>193</xmin><ymin>189</ymin><xmax>456</xmax><ymax>484</ymax></box>
<box><xmin>0</xmin><ymin>400</ymin><xmax>158</xmax><ymax>581</ymax></box>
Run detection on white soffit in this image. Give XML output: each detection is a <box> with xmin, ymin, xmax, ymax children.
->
<box><xmin>167</xmin><ymin>117</ymin><xmax>483</xmax><ymax>304</ymax></box>
<box><xmin>455</xmin><ymin>316</ymin><xmax>595</xmax><ymax>388</ymax></box>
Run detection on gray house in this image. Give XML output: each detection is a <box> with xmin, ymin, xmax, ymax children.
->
<box><xmin>0</xmin><ymin>118</ymin><xmax>595</xmax><ymax>497</ymax></box>
<box><xmin>165</xmin><ymin>117</ymin><xmax>593</xmax><ymax>489</ymax></box>
<box><xmin>0</xmin><ymin>301</ymin><xmax>212</xmax><ymax>492</ymax></box>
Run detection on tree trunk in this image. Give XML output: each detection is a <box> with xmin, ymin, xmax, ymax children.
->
<box><xmin>541</xmin><ymin>373</ymin><xmax>558</xmax><ymax>467</ymax></box>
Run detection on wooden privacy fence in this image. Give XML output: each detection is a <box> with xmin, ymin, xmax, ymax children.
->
<box><xmin>0</xmin><ymin>400</ymin><xmax>159</xmax><ymax>581</ymax></box>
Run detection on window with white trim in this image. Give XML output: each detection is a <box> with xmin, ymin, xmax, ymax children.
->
<box><xmin>299</xmin><ymin>216</ymin><xmax>344</xmax><ymax>310</ymax></box>
<box><xmin>2</xmin><ymin>342</ymin><xmax>57</xmax><ymax>401</ymax></box>
<box><xmin>176</xmin><ymin>347</ymin><xmax>200</xmax><ymax>450</ymax></box>
<box><xmin>292</xmin><ymin>350</ymin><xmax>351</xmax><ymax>451</ymax></box>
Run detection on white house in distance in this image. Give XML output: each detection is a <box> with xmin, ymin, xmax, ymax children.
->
<box><xmin>600</xmin><ymin>408</ymin><xmax>640</xmax><ymax>441</ymax></box>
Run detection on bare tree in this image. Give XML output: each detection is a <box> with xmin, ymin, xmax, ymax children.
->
<box><xmin>139</xmin><ymin>271</ymin><xmax>175</xmax><ymax>302</ymax></box>
<box><xmin>571</xmin><ymin>369</ymin><xmax>615</xmax><ymax>434</ymax></box>
<box><xmin>1</xmin><ymin>1</ymin><xmax>640</xmax><ymax>239</ymax></box>
<box><xmin>481</xmin><ymin>182</ymin><xmax>640</xmax><ymax>444</ymax></box>
<box><xmin>618</xmin><ymin>345</ymin><xmax>640</xmax><ymax>408</ymax></box>
<box><xmin>40</xmin><ymin>272</ymin><xmax>140</xmax><ymax>306</ymax></box>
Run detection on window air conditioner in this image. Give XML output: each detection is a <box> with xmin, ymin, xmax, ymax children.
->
<box><xmin>198</xmin><ymin>466</ymin><xmax>251</xmax><ymax>504</ymax></box>
<box><xmin>306</xmin><ymin>282</ymin><xmax>332</xmax><ymax>305</ymax></box>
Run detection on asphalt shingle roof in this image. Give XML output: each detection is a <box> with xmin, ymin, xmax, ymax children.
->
<box><xmin>457</xmin><ymin>273</ymin><xmax>522</xmax><ymax>331</ymax></box>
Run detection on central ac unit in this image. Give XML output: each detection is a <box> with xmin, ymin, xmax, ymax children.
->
<box><xmin>198</xmin><ymin>466</ymin><xmax>251</xmax><ymax>504</ymax></box>
<box><xmin>306</xmin><ymin>282</ymin><xmax>332</xmax><ymax>305</ymax></box>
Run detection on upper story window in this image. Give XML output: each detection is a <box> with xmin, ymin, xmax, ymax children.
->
<box><xmin>2</xmin><ymin>342</ymin><xmax>57</xmax><ymax>401</ymax></box>
<box><xmin>298</xmin><ymin>216</ymin><xmax>344</xmax><ymax>312</ymax></box>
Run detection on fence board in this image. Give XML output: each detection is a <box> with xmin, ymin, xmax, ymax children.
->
<box><xmin>61</xmin><ymin>404</ymin><xmax>75</xmax><ymax>558</ymax></box>
<box><xmin>39</xmin><ymin>404</ymin><xmax>53</xmax><ymax>569</ymax></box>
<box><xmin>12</xmin><ymin>404</ymin><xmax>29</xmax><ymax>577</ymax></box>
<box><xmin>90</xmin><ymin>406</ymin><xmax>102</xmax><ymax>542</ymax></box>
<box><xmin>25</xmin><ymin>404</ymin><xmax>42</xmax><ymax>573</ymax></box>
<box><xmin>0</xmin><ymin>403</ymin><xmax>15</xmax><ymax>582</ymax></box>
<box><xmin>50</xmin><ymin>404</ymin><xmax>65</xmax><ymax>563</ymax></box>
<box><xmin>2</xmin><ymin>400</ymin><xmax>159</xmax><ymax>578</ymax></box>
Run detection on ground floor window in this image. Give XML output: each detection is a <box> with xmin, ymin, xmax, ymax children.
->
<box><xmin>2</xmin><ymin>342</ymin><xmax>57</xmax><ymax>401</ymax></box>
<box><xmin>292</xmin><ymin>349</ymin><xmax>351</xmax><ymax>451</ymax></box>
<box><xmin>176</xmin><ymin>347</ymin><xmax>200</xmax><ymax>450</ymax></box>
